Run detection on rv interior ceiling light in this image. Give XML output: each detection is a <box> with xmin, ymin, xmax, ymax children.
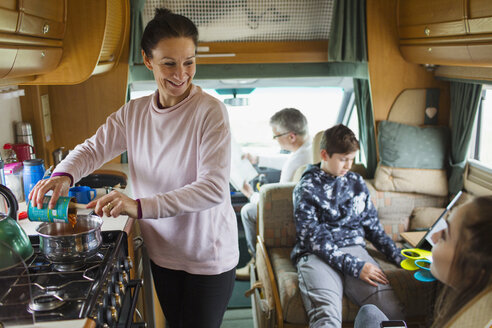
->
<box><xmin>219</xmin><ymin>79</ymin><xmax>258</xmax><ymax>85</ymax></box>
<box><xmin>221</xmin><ymin>88</ymin><xmax>251</xmax><ymax>106</ymax></box>
<box><xmin>224</xmin><ymin>96</ymin><xmax>249</xmax><ymax>107</ymax></box>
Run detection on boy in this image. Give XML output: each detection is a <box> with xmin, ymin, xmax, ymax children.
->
<box><xmin>291</xmin><ymin>124</ymin><xmax>404</xmax><ymax>328</ymax></box>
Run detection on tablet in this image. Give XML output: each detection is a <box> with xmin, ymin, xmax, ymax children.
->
<box><xmin>416</xmin><ymin>191</ymin><xmax>462</xmax><ymax>250</ymax></box>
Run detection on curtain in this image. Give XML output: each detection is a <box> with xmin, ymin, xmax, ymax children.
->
<box><xmin>448</xmin><ymin>82</ymin><xmax>483</xmax><ymax>195</ymax></box>
<box><xmin>328</xmin><ymin>0</ymin><xmax>367</xmax><ymax>62</ymax></box>
<box><xmin>129</xmin><ymin>0</ymin><xmax>146</xmax><ymax>66</ymax></box>
<box><xmin>354</xmin><ymin>78</ymin><xmax>377</xmax><ymax>178</ymax></box>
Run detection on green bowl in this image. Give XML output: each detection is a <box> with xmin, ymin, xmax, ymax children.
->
<box><xmin>0</xmin><ymin>214</ymin><xmax>34</xmax><ymax>271</ymax></box>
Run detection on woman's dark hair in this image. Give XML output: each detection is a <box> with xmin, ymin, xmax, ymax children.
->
<box><xmin>141</xmin><ymin>8</ymin><xmax>198</xmax><ymax>58</ymax></box>
<box><xmin>320</xmin><ymin>124</ymin><xmax>360</xmax><ymax>157</ymax></box>
<box><xmin>432</xmin><ymin>195</ymin><xmax>492</xmax><ymax>327</ymax></box>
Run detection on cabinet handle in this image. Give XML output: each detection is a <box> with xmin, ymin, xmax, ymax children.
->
<box><xmin>43</xmin><ymin>23</ymin><xmax>50</xmax><ymax>34</ymax></box>
<box><xmin>427</xmin><ymin>48</ymin><xmax>432</xmax><ymax>52</ymax></box>
<box><xmin>41</xmin><ymin>51</ymin><xmax>46</xmax><ymax>58</ymax></box>
<box><xmin>424</xmin><ymin>27</ymin><xmax>430</xmax><ymax>36</ymax></box>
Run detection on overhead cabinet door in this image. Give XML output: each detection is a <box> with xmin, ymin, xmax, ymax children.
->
<box><xmin>398</xmin><ymin>0</ymin><xmax>467</xmax><ymax>39</ymax></box>
<box><xmin>0</xmin><ymin>1</ymin><xmax>19</xmax><ymax>34</ymax></box>
<box><xmin>18</xmin><ymin>0</ymin><xmax>66</xmax><ymax>39</ymax></box>
<box><xmin>467</xmin><ymin>0</ymin><xmax>492</xmax><ymax>34</ymax></box>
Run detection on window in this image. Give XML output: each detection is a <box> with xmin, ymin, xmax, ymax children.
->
<box><xmin>204</xmin><ymin>87</ymin><xmax>345</xmax><ymax>156</ymax></box>
<box><xmin>129</xmin><ymin>84</ymin><xmax>347</xmax><ymax>156</ymax></box>
<box><xmin>469</xmin><ymin>88</ymin><xmax>492</xmax><ymax>168</ymax></box>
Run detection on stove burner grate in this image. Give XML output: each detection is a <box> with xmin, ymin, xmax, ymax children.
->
<box><xmin>52</xmin><ymin>262</ymin><xmax>85</xmax><ymax>272</ymax></box>
<box><xmin>0</xmin><ymin>231</ymin><xmax>126</xmax><ymax>325</ymax></box>
<box><xmin>28</xmin><ymin>293</ymin><xmax>65</xmax><ymax>312</ymax></box>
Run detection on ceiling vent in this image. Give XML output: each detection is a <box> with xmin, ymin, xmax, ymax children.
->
<box><xmin>143</xmin><ymin>0</ymin><xmax>334</xmax><ymax>42</ymax></box>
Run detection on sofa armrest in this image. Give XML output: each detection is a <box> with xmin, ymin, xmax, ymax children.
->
<box><xmin>256</xmin><ymin>235</ymin><xmax>285</xmax><ymax>328</ymax></box>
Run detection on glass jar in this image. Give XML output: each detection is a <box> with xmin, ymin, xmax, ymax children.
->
<box><xmin>3</xmin><ymin>162</ymin><xmax>24</xmax><ymax>202</ymax></box>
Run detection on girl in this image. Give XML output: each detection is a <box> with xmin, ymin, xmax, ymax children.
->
<box><xmin>355</xmin><ymin>195</ymin><xmax>492</xmax><ymax>328</ymax></box>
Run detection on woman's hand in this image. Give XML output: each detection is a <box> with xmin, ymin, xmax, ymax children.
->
<box><xmin>87</xmin><ymin>190</ymin><xmax>139</xmax><ymax>219</ymax></box>
<box><xmin>29</xmin><ymin>176</ymin><xmax>71</xmax><ymax>209</ymax></box>
<box><xmin>359</xmin><ymin>262</ymin><xmax>389</xmax><ymax>287</ymax></box>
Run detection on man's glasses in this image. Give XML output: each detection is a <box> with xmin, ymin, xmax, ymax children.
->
<box><xmin>273</xmin><ymin>131</ymin><xmax>291</xmax><ymax>139</ymax></box>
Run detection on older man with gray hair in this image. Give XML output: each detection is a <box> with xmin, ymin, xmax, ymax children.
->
<box><xmin>236</xmin><ymin>108</ymin><xmax>311</xmax><ymax>280</ymax></box>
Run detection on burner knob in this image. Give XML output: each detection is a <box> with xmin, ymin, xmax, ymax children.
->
<box><xmin>125</xmin><ymin>256</ymin><xmax>133</xmax><ymax>270</ymax></box>
<box><xmin>118</xmin><ymin>281</ymin><xmax>125</xmax><ymax>295</ymax></box>
<box><xmin>111</xmin><ymin>292</ymin><xmax>122</xmax><ymax>308</ymax></box>
<box><xmin>122</xmin><ymin>271</ymin><xmax>129</xmax><ymax>285</ymax></box>
<box><xmin>106</xmin><ymin>306</ymin><xmax>118</xmax><ymax>325</ymax></box>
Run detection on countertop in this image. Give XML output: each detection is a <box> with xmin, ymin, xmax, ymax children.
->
<box><xmin>7</xmin><ymin>163</ymin><xmax>134</xmax><ymax>328</ymax></box>
<box><xmin>18</xmin><ymin>163</ymin><xmax>133</xmax><ymax>236</ymax></box>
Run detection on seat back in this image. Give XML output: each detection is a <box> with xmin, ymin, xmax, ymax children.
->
<box><xmin>445</xmin><ymin>286</ymin><xmax>492</xmax><ymax>328</ymax></box>
<box><xmin>312</xmin><ymin>130</ymin><xmax>323</xmax><ymax>164</ymax></box>
<box><xmin>258</xmin><ymin>182</ymin><xmax>297</xmax><ymax>249</ymax></box>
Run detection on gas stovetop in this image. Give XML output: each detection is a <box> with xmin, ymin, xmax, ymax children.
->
<box><xmin>0</xmin><ymin>230</ymin><xmax>128</xmax><ymax>326</ymax></box>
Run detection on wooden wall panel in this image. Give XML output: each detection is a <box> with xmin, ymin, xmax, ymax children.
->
<box><xmin>367</xmin><ymin>0</ymin><xmax>450</xmax><ymax>127</ymax></box>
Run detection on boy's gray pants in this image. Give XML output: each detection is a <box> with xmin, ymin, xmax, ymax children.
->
<box><xmin>297</xmin><ymin>246</ymin><xmax>404</xmax><ymax>328</ymax></box>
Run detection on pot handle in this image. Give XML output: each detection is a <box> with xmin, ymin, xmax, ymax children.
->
<box><xmin>0</xmin><ymin>184</ymin><xmax>18</xmax><ymax>219</ymax></box>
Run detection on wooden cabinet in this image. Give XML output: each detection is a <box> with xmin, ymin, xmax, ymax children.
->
<box><xmin>0</xmin><ymin>1</ymin><xmax>19</xmax><ymax>34</ymax></box>
<box><xmin>4</xmin><ymin>46</ymin><xmax>62</xmax><ymax>79</ymax></box>
<box><xmin>23</xmin><ymin>0</ymin><xmax>130</xmax><ymax>84</ymax></box>
<box><xmin>18</xmin><ymin>0</ymin><xmax>66</xmax><ymax>39</ymax></box>
<box><xmin>0</xmin><ymin>0</ymin><xmax>129</xmax><ymax>86</ymax></box>
<box><xmin>0</xmin><ymin>48</ymin><xmax>17</xmax><ymax>78</ymax></box>
<box><xmin>196</xmin><ymin>40</ymin><xmax>328</xmax><ymax>65</ymax></box>
<box><xmin>398</xmin><ymin>0</ymin><xmax>492</xmax><ymax>67</ymax></box>
<box><xmin>400</xmin><ymin>44</ymin><xmax>472</xmax><ymax>66</ymax></box>
<box><xmin>398</xmin><ymin>0</ymin><xmax>467</xmax><ymax>38</ymax></box>
<box><xmin>468</xmin><ymin>0</ymin><xmax>492</xmax><ymax>34</ymax></box>
<box><xmin>0</xmin><ymin>0</ymin><xmax>65</xmax><ymax>85</ymax></box>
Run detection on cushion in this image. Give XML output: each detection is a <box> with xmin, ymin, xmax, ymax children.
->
<box><xmin>378</xmin><ymin>120</ymin><xmax>450</xmax><ymax>169</ymax></box>
<box><xmin>374</xmin><ymin>165</ymin><xmax>448</xmax><ymax>196</ymax></box>
<box><xmin>409</xmin><ymin>207</ymin><xmax>446</xmax><ymax>230</ymax></box>
<box><xmin>366</xmin><ymin>180</ymin><xmax>448</xmax><ymax>241</ymax></box>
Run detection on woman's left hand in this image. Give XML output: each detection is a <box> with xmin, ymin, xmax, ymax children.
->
<box><xmin>87</xmin><ymin>190</ymin><xmax>138</xmax><ymax>219</ymax></box>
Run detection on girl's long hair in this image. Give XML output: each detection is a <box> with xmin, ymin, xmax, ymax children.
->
<box><xmin>432</xmin><ymin>195</ymin><xmax>492</xmax><ymax>327</ymax></box>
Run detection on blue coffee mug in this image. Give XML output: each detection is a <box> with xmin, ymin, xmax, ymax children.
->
<box><xmin>69</xmin><ymin>186</ymin><xmax>96</xmax><ymax>204</ymax></box>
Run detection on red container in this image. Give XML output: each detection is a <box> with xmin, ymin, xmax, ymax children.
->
<box><xmin>11</xmin><ymin>143</ymin><xmax>35</xmax><ymax>162</ymax></box>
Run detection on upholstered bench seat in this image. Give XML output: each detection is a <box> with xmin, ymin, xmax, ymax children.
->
<box><xmin>253</xmin><ymin>182</ymin><xmax>446</xmax><ymax>327</ymax></box>
<box><xmin>269</xmin><ymin>245</ymin><xmax>436</xmax><ymax>326</ymax></box>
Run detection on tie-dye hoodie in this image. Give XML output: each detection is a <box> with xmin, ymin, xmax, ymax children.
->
<box><xmin>291</xmin><ymin>164</ymin><xmax>403</xmax><ymax>278</ymax></box>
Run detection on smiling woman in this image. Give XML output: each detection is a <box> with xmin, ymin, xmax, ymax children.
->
<box><xmin>28</xmin><ymin>7</ymin><xmax>238</xmax><ymax>328</ymax></box>
<box><xmin>141</xmin><ymin>37</ymin><xmax>196</xmax><ymax>107</ymax></box>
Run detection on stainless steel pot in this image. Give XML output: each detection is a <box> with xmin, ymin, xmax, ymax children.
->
<box><xmin>36</xmin><ymin>213</ymin><xmax>103</xmax><ymax>270</ymax></box>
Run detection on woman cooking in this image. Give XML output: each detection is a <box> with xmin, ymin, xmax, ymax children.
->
<box><xmin>28</xmin><ymin>8</ymin><xmax>239</xmax><ymax>327</ymax></box>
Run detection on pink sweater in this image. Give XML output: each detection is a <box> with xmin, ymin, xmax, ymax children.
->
<box><xmin>54</xmin><ymin>85</ymin><xmax>239</xmax><ymax>275</ymax></box>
